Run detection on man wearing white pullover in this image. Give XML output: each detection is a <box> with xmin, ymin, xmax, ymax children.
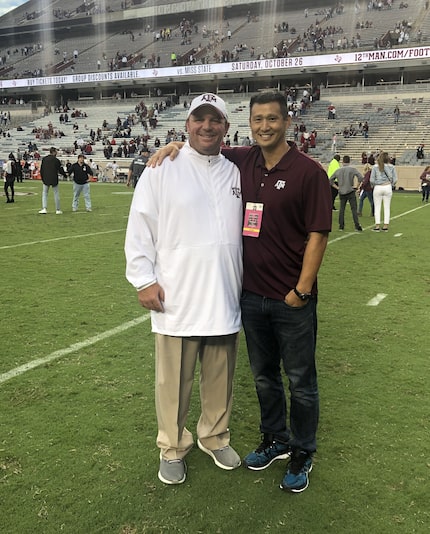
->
<box><xmin>125</xmin><ymin>93</ymin><xmax>243</xmax><ymax>485</ymax></box>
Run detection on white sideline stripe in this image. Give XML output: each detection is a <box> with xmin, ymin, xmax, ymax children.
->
<box><xmin>0</xmin><ymin>228</ymin><xmax>124</xmax><ymax>250</ymax></box>
<box><xmin>0</xmin><ymin>314</ymin><xmax>150</xmax><ymax>385</ymax></box>
<box><xmin>328</xmin><ymin>203</ymin><xmax>427</xmax><ymax>245</ymax></box>
<box><xmin>1</xmin><ymin>203</ymin><xmax>425</xmax><ymax>251</ymax></box>
<box><xmin>367</xmin><ymin>293</ymin><xmax>387</xmax><ymax>306</ymax></box>
<box><xmin>390</xmin><ymin>204</ymin><xmax>428</xmax><ymax>221</ymax></box>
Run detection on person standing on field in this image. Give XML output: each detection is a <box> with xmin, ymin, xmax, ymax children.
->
<box><xmin>68</xmin><ymin>154</ymin><xmax>93</xmax><ymax>212</ymax></box>
<box><xmin>419</xmin><ymin>165</ymin><xmax>430</xmax><ymax>203</ymax></box>
<box><xmin>127</xmin><ymin>148</ymin><xmax>150</xmax><ymax>188</ymax></box>
<box><xmin>3</xmin><ymin>153</ymin><xmax>18</xmax><ymax>203</ymax></box>
<box><xmin>327</xmin><ymin>153</ymin><xmax>341</xmax><ymax>210</ymax></box>
<box><xmin>39</xmin><ymin>147</ymin><xmax>67</xmax><ymax>214</ymax></box>
<box><xmin>330</xmin><ymin>155</ymin><xmax>363</xmax><ymax>232</ymax></box>
<box><xmin>125</xmin><ymin>93</ymin><xmax>243</xmax><ymax>486</ymax></box>
<box><xmin>370</xmin><ymin>151</ymin><xmax>397</xmax><ymax>231</ymax></box>
<box><xmin>149</xmin><ymin>91</ymin><xmax>333</xmax><ymax>493</ymax></box>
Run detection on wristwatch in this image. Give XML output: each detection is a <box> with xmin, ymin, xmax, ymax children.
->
<box><xmin>293</xmin><ymin>288</ymin><xmax>312</xmax><ymax>301</ymax></box>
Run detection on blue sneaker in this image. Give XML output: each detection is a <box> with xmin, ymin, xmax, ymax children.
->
<box><xmin>244</xmin><ymin>435</ymin><xmax>291</xmax><ymax>471</ymax></box>
<box><xmin>280</xmin><ymin>449</ymin><xmax>313</xmax><ymax>493</ymax></box>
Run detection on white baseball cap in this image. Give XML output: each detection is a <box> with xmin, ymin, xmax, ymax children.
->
<box><xmin>187</xmin><ymin>93</ymin><xmax>228</xmax><ymax>120</ymax></box>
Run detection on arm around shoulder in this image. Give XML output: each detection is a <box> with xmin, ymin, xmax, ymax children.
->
<box><xmin>147</xmin><ymin>142</ymin><xmax>185</xmax><ymax>167</ymax></box>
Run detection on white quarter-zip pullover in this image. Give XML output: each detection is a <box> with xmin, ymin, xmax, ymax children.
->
<box><xmin>125</xmin><ymin>142</ymin><xmax>243</xmax><ymax>336</ymax></box>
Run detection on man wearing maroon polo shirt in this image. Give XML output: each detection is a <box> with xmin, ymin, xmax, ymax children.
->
<box><xmin>224</xmin><ymin>91</ymin><xmax>332</xmax><ymax>493</ymax></box>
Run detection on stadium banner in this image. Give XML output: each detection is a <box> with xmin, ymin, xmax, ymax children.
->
<box><xmin>0</xmin><ymin>46</ymin><xmax>429</xmax><ymax>90</ymax></box>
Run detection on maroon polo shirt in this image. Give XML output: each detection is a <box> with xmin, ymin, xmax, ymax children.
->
<box><xmin>223</xmin><ymin>143</ymin><xmax>332</xmax><ymax>300</ymax></box>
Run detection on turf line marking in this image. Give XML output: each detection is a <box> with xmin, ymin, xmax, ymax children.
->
<box><xmin>0</xmin><ymin>314</ymin><xmax>150</xmax><ymax>385</ymax></box>
<box><xmin>367</xmin><ymin>294</ymin><xmax>387</xmax><ymax>306</ymax></box>
<box><xmin>0</xmin><ymin>229</ymin><xmax>124</xmax><ymax>250</ymax></box>
<box><xmin>328</xmin><ymin>203</ymin><xmax>427</xmax><ymax>245</ymax></box>
<box><xmin>1</xmin><ymin>204</ymin><xmax>425</xmax><ymax>251</ymax></box>
<box><xmin>390</xmin><ymin>204</ymin><xmax>428</xmax><ymax>220</ymax></box>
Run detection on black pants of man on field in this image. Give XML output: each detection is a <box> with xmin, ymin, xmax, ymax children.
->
<box><xmin>339</xmin><ymin>191</ymin><xmax>362</xmax><ymax>231</ymax></box>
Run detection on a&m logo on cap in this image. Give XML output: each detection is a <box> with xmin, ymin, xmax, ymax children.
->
<box><xmin>200</xmin><ymin>93</ymin><xmax>218</xmax><ymax>103</ymax></box>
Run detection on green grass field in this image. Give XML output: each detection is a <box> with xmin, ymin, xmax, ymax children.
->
<box><xmin>0</xmin><ymin>181</ymin><xmax>428</xmax><ymax>533</ymax></box>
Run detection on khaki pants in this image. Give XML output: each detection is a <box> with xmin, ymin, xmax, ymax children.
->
<box><xmin>155</xmin><ymin>333</ymin><xmax>238</xmax><ymax>460</ymax></box>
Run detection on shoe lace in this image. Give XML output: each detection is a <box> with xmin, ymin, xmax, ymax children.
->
<box><xmin>288</xmin><ymin>451</ymin><xmax>309</xmax><ymax>474</ymax></box>
<box><xmin>255</xmin><ymin>437</ymin><xmax>272</xmax><ymax>454</ymax></box>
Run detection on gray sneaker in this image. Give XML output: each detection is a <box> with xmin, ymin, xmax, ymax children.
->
<box><xmin>158</xmin><ymin>455</ymin><xmax>187</xmax><ymax>485</ymax></box>
<box><xmin>197</xmin><ymin>439</ymin><xmax>241</xmax><ymax>470</ymax></box>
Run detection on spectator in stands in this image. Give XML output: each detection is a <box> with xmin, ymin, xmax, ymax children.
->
<box><xmin>331</xmin><ymin>133</ymin><xmax>337</xmax><ymax>153</ymax></box>
<box><xmin>419</xmin><ymin>166</ymin><xmax>430</xmax><ymax>203</ymax></box>
<box><xmin>69</xmin><ymin>154</ymin><xmax>93</xmax><ymax>212</ymax></box>
<box><xmin>417</xmin><ymin>143</ymin><xmax>425</xmax><ymax>160</ymax></box>
<box><xmin>370</xmin><ymin>151</ymin><xmax>397</xmax><ymax>232</ymax></box>
<box><xmin>362</xmin><ymin>121</ymin><xmax>369</xmax><ymax>138</ymax></box>
<box><xmin>38</xmin><ymin>146</ymin><xmax>67</xmax><ymax>214</ymax></box>
<box><xmin>330</xmin><ymin>155</ymin><xmax>363</xmax><ymax>231</ymax></box>
<box><xmin>394</xmin><ymin>105</ymin><xmax>400</xmax><ymax>123</ymax></box>
<box><xmin>103</xmin><ymin>144</ymin><xmax>113</xmax><ymax>159</ymax></box>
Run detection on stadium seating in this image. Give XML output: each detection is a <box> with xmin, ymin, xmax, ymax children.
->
<box><xmin>2</xmin><ymin>85</ymin><xmax>428</xmax><ymax>171</ymax></box>
<box><xmin>0</xmin><ymin>1</ymin><xmax>427</xmax><ymax>78</ymax></box>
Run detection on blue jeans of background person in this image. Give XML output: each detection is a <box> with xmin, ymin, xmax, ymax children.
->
<box><xmin>358</xmin><ymin>189</ymin><xmax>374</xmax><ymax>215</ymax></box>
<box><xmin>42</xmin><ymin>184</ymin><xmax>61</xmax><ymax>211</ymax></box>
<box><xmin>240</xmin><ymin>290</ymin><xmax>319</xmax><ymax>453</ymax></box>
<box><xmin>339</xmin><ymin>190</ymin><xmax>360</xmax><ymax>229</ymax></box>
<box><xmin>72</xmin><ymin>182</ymin><xmax>91</xmax><ymax>210</ymax></box>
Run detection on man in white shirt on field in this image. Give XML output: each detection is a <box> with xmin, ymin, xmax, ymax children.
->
<box><xmin>125</xmin><ymin>93</ymin><xmax>243</xmax><ymax>485</ymax></box>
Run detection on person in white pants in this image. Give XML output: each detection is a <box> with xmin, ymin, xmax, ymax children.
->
<box><xmin>370</xmin><ymin>151</ymin><xmax>397</xmax><ymax>231</ymax></box>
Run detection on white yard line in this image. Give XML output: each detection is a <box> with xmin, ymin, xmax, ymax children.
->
<box><xmin>367</xmin><ymin>294</ymin><xmax>387</xmax><ymax>306</ymax></box>
<box><xmin>0</xmin><ymin>228</ymin><xmax>124</xmax><ymax>250</ymax></box>
<box><xmin>328</xmin><ymin>203</ymin><xmax>427</xmax><ymax>245</ymax></box>
<box><xmin>0</xmin><ymin>314</ymin><xmax>150</xmax><ymax>385</ymax></box>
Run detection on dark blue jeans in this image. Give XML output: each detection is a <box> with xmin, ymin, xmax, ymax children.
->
<box><xmin>241</xmin><ymin>290</ymin><xmax>319</xmax><ymax>453</ymax></box>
